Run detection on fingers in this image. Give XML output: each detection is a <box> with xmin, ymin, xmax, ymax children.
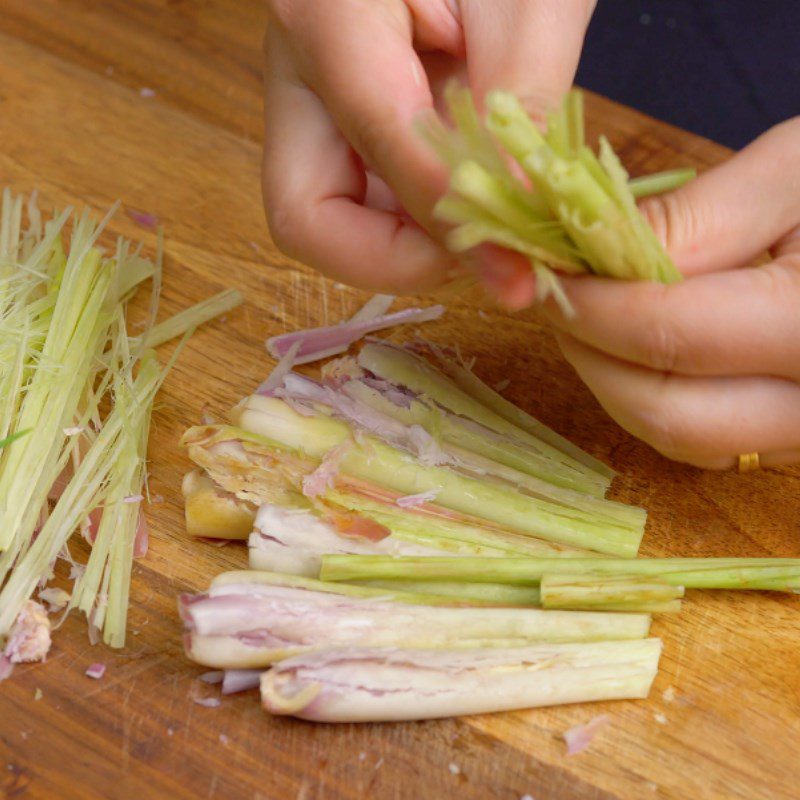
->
<box><xmin>275</xmin><ymin>0</ymin><xmax>451</xmax><ymax>229</ymax></box>
<box><xmin>543</xmin><ymin>254</ymin><xmax>800</xmax><ymax>378</ymax></box>
<box><xmin>557</xmin><ymin>333</ymin><xmax>800</xmax><ymax>469</ymax></box>
<box><xmin>640</xmin><ymin>116</ymin><xmax>800</xmax><ymax>277</ymax></box>
<box><xmin>476</xmin><ymin>245</ymin><xmax>537</xmax><ymax>310</ymax></box>
<box><xmin>460</xmin><ymin>0</ymin><xmax>595</xmax><ymax>115</ymax></box>
<box><xmin>262</xmin><ymin>29</ymin><xmax>458</xmax><ymax>292</ymax></box>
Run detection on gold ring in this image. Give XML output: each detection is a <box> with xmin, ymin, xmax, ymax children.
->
<box><xmin>738</xmin><ymin>452</ymin><xmax>760</xmax><ymax>473</ymax></box>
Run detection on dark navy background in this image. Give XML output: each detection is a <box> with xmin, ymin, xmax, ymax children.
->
<box><xmin>577</xmin><ymin>0</ymin><xmax>799</xmax><ymax>149</ymax></box>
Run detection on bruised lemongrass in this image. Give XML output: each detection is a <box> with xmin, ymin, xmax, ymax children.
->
<box><xmin>320</xmin><ymin>555</ymin><xmax>800</xmax><ymax>591</ymax></box>
<box><xmin>181</xmin><ymin>571</ymin><xmax>651</xmax><ymax>668</ymax></box>
<box><xmin>259</xmin><ymin>639</ymin><xmax>662</xmax><ymax>722</ymax></box>
<box><xmin>356</xmin><ymin>342</ymin><xmax>612</xmax><ymax>489</ymax></box>
<box><xmin>424</xmin><ymin>84</ymin><xmax>688</xmax><ymax>300</ymax></box>
<box><xmin>221</xmin><ymin>400</ymin><xmax>642</xmax><ymax>556</ymax></box>
<box><xmin>183</xmin><ymin>469</ymin><xmax>257</xmax><ymax>539</ymax></box>
<box><xmin>422</xmin><ymin>343</ymin><xmax>615</xmax><ymax>479</ymax></box>
<box><xmin>540</xmin><ymin>574</ymin><xmax>683</xmax><ymax>613</ymax></box>
<box><xmin>247</xmin><ymin>503</ymin><xmax>445</xmax><ymax>577</ymax></box>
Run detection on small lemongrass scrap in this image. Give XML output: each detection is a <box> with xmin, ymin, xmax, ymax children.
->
<box><xmin>4</xmin><ymin>602</ymin><xmax>51</xmax><ymax>664</ymax></box>
<box><xmin>563</xmin><ymin>714</ymin><xmax>610</xmax><ymax>755</ymax></box>
<box><xmin>85</xmin><ymin>662</ymin><xmax>106</xmax><ymax>680</ymax></box>
<box><xmin>266</xmin><ymin>305</ymin><xmax>445</xmax><ymax>366</ymax></box>
<box><xmin>38</xmin><ymin>588</ymin><xmax>71</xmax><ymax>612</ymax></box>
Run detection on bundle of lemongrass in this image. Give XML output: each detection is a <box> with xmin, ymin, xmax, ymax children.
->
<box><xmin>179</xmin><ymin>303</ymin><xmax>800</xmax><ymax>722</ymax></box>
<box><xmin>422</xmin><ymin>84</ymin><xmax>695</xmax><ymax>312</ymax></box>
<box><xmin>0</xmin><ymin>188</ymin><xmax>241</xmax><ymax>670</ymax></box>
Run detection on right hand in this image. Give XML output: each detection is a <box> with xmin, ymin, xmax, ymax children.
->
<box><xmin>261</xmin><ymin>0</ymin><xmax>596</xmax><ymax>300</ymax></box>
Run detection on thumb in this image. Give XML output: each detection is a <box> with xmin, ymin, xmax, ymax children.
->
<box><xmin>640</xmin><ymin>116</ymin><xmax>800</xmax><ymax>277</ymax></box>
<box><xmin>460</xmin><ymin>0</ymin><xmax>595</xmax><ymax>117</ymax></box>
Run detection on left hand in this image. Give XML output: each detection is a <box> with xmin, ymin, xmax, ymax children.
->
<box><xmin>542</xmin><ymin>118</ymin><xmax>800</xmax><ymax>469</ymax></box>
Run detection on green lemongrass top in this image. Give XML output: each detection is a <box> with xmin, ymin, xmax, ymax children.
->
<box><xmin>320</xmin><ymin>555</ymin><xmax>800</xmax><ymax>591</ymax></box>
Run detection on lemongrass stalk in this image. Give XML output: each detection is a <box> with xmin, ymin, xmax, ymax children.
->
<box><xmin>260</xmin><ymin>639</ymin><xmax>662</xmax><ymax>722</ymax></box>
<box><xmin>182</xmin><ymin>469</ymin><xmax>257</xmax><ymax>539</ymax></box>
<box><xmin>356</xmin><ymin>342</ymin><xmax>611</xmax><ymax>487</ymax></box>
<box><xmin>320</xmin><ymin>555</ymin><xmax>800</xmax><ymax>591</ymax></box>
<box><xmin>132</xmin><ymin>288</ymin><xmax>243</xmax><ymax>349</ymax></box>
<box><xmin>227</xmin><ymin>399</ymin><xmax>642</xmax><ymax>556</ymax></box>
<box><xmin>540</xmin><ymin>574</ymin><xmax>683</xmax><ymax>613</ymax></box>
<box><xmin>425</xmin><ymin>345</ymin><xmax>616</xmax><ymax>479</ymax></box>
<box><xmin>324</xmin><ymin>489</ymin><xmax>592</xmax><ymax>557</ymax></box>
<box><xmin>341</xmin><ymin>377</ymin><xmax>611</xmax><ymax>496</ymax></box>
<box><xmin>209</xmin><ymin>569</ymin><xmax>510</xmax><ymax>607</ymax></box>
<box><xmin>181</xmin><ymin>572</ymin><xmax>651</xmax><ymax>668</ymax></box>
<box><xmin>352</xmin><ymin>580</ymin><xmax>541</xmax><ymax>606</ymax></box>
<box><xmin>628</xmin><ymin>167</ymin><xmax>697</xmax><ymax>199</ymax></box>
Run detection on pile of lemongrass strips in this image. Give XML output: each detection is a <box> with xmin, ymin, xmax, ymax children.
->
<box><xmin>178</xmin><ymin>302</ymin><xmax>800</xmax><ymax>723</ymax></box>
<box><xmin>421</xmin><ymin>84</ymin><xmax>695</xmax><ymax>313</ymax></box>
<box><xmin>0</xmin><ymin>188</ymin><xmax>241</xmax><ymax>670</ymax></box>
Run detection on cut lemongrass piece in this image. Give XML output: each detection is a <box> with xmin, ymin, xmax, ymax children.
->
<box><xmin>227</xmin><ymin>400</ymin><xmax>643</xmax><ymax>556</ymax></box>
<box><xmin>260</xmin><ymin>639</ymin><xmax>663</xmax><ymax>722</ymax></box>
<box><xmin>356</xmin><ymin>342</ymin><xmax>611</xmax><ymax>487</ymax></box>
<box><xmin>180</xmin><ymin>571</ymin><xmax>651</xmax><ymax>668</ymax></box>
<box><xmin>132</xmin><ymin>288</ymin><xmax>243</xmax><ymax>349</ymax></box>
<box><xmin>320</xmin><ymin>555</ymin><xmax>800</xmax><ymax>591</ymax></box>
<box><xmin>422</xmin><ymin>344</ymin><xmax>616</xmax><ymax>479</ymax></box>
<box><xmin>540</xmin><ymin>574</ymin><xmax>683</xmax><ymax>613</ymax></box>
<box><xmin>182</xmin><ymin>469</ymin><xmax>257</xmax><ymax>539</ymax></box>
<box><xmin>351</xmin><ymin>580</ymin><xmax>541</xmax><ymax>607</ymax></box>
<box><xmin>628</xmin><ymin>167</ymin><xmax>697</xmax><ymax>199</ymax></box>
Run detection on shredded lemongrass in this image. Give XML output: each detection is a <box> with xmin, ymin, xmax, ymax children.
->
<box><xmin>0</xmin><ymin>189</ymin><xmax>243</xmax><ymax>654</ymax></box>
<box><xmin>421</xmin><ymin>84</ymin><xmax>691</xmax><ymax>311</ymax></box>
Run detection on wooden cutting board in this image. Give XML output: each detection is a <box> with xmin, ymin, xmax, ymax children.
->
<box><xmin>0</xmin><ymin>3</ymin><xmax>797</xmax><ymax>799</ymax></box>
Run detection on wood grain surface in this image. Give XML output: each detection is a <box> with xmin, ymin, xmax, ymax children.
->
<box><xmin>1</xmin><ymin>3</ymin><xmax>798</xmax><ymax>799</ymax></box>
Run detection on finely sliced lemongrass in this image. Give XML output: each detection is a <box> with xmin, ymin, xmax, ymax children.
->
<box><xmin>258</xmin><ymin>340</ymin><xmax>301</xmax><ymax>394</ymax></box>
<box><xmin>0</xmin><ymin>356</ymin><xmax>164</xmax><ymax>636</ymax></box>
<box><xmin>352</xmin><ymin>580</ymin><xmax>541</xmax><ymax>606</ymax></box>
<box><xmin>265</xmin><ymin>305</ymin><xmax>444</xmax><ymax>366</ymax></box>
<box><xmin>628</xmin><ymin>167</ymin><xmax>697</xmax><ymax>199</ymax></box>
<box><xmin>320</xmin><ymin>555</ymin><xmax>800</xmax><ymax>591</ymax></box>
<box><xmin>348</xmin><ymin>294</ymin><xmax>394</xmax><ymax>323</ymax></box>
<box><xmin>260</xmin><ymin>639</ymin><xmax>662</xmax><ymax>722</ymax></box>
<box><xmin>0</xmin><ymin>429</ymin><xmax>31</xmax><ymax>448</ymax></box>
<box><xmin>181</xmin><ymin>574</ymin><xmax>650</xmax><ymax>668</ymax></box>
<box><xmin>230</xmin><ymin>399</ymin><xmax>642</xmax><ymax>555</ymax></box>
<box><xmin>540</xmin><ymin>574</ymin><xmax>683</xmax><ymax>613</ymax></box>
<box><xmin>357</xmin><ymin>342</ymin><xmax>612</xmax><ymax>487</ymax></box>
<box><xmin>423</xmin><ymin>343</ymin><xmax>616</xmax><ymax>479</ymax></box>
<box><xmin>131</xmin><ymin>288</ymin><xmax>243</xmax><ymax>349</ymax></box>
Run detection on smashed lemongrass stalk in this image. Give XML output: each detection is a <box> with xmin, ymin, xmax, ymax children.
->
<box><xmin>421</xmin><ymin>343</ymin><xmax>615</xmax><ymax>479</ymax></box>
<box><xmin>214</xmin><ymin>400</ymin><xmax>643</xmax><ymax>556</ymax></box>
<box><xmin>324</xmin><ymin>489</ymin><xmax>593</xmax><ymax>558</ymax></box>
<box><xmin>628</xmin><ymin>168</ymin><xmax>697</xmax><ymax>199</ymax></box>
<box><xmin>356</xmin><ymin>342</ymin><xmax>612</xmax><ymax>491</ymax></box>
<box><xmin>0</xmin><ymin>189</ymin><xmax>243</xmax><ymax>655</ymax></box>
<box><xmin>131</xmin><ymin>288</ymin><xmax>243</xmax><ymax>349</ymax></box>
<box><xmin>260</xmin><ymin>639</ymin><xmax>663</xmax><ymax>722</ymax></box>
<box><xmin>181</xmin><ymin>570</ymin><xmax>651</xmax><ymax>668</ymax></box>
<box><xmin>182</xmin><ymin>469</ymin><xmax>257</xmax><ymax>539</ymax></box>
<box><xmin>540</xmin><ymin>575</ymin><xmax>683</xmax><ymax>613</ymax></box>
<box><xmin>422</xmin><ymin>85</ymin><xmax>688</xmax><ymax>311</ymax></box>
<box><xmin>320</xmin><ymin>555</ymin><xmax>800</xmax><ymax>591</ymax></box>
<box><xmin>248</xmin><ymin>503</ymin><xmax>445</xmax><ymax>577</ymax></box>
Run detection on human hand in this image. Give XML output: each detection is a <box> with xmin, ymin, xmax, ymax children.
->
<box><xmin>261</xmin><ymin>0</ymin><xmax>596</xmax><ymax>295</ymax></box>
<box><xmin>543</xmin><ymin>118</ymin><xmax>800</xmax><ymax>469</ymax></box>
